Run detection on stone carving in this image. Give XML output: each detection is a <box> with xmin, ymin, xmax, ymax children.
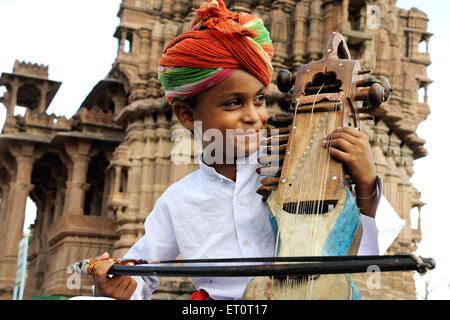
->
<box><xmin>0</xmin><ymin>0</ymin><xmax>432</xmax><ymax>300</ymax></box>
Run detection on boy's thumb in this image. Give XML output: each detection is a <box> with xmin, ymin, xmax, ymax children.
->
<box><xmin>95</xmin><ymin>252</ymin><xmax>110</xmax><ymax>260</ymax></box>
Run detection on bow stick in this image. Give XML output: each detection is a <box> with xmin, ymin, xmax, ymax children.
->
<box><xmin>71</xmin><ymin>254</ymin><xmax>435</xmax><ymax>277</ymax></box>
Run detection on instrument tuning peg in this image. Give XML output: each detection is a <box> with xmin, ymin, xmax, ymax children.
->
<box><xmin>354</xmin><ymin>83</ymin><xmax>388</xmax><ymax>116</ymax></box>
<box><xmin>358</xmin><ymin>115</ymin><xmax>375</xmax><ymax>121</ymax></box>
<box><xmin>379</xmin><ymin>77</ymin><xmax>392</xmax><ymax>102</ymax></box>
<box><xmin>276</xmin><ymin>69</ymin><xmax>296</xmax><ymax>93</ymax></box>
<box><xmin>357</xmin><ymin>69</ymin><xmax>372</xmax><ymax>75</ymax></box>
<box><xmin>354</xmin><ymin>83</ymin><xmax>384</xmax><ymax>107</ymax></box>
<box><xmin>355</xmin><ymin>78</ymin><xmax>381</xmax><ymax>88</ymax></box>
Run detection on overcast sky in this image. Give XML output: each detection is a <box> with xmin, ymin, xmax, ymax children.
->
<box><xmin>0</xmin><ymin>0</ymin><xmax>448</xmax><ymax>299</ymax></box>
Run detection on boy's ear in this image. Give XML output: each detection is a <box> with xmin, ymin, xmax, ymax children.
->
<box><xmin>172</xmin><ymin>101</ymin><xmax>195</xmax><ymax>131</ymax></box>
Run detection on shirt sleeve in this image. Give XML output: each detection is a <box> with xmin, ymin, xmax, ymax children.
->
<box><xmin>357</xmin><ymin>176</ymin><xmax>405</xmax><ymax>255</ymax></box>
<box><xmin>122</xmin><ymin>196</ymin><xmax>181</xmax><ymax>300</ymax></box>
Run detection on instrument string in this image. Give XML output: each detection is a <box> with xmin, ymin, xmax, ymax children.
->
<box><xmin>307</xmin><ymin>95</ymin><xmax>338</xmax><ymax>299</ymax></box>
<box><xmin>305</xmin><ymin>90</ymin><xmax>341</xmax><ymax>299</ymax></box>
<box><xmin>275</xmin><ymin>82</ymin><xmax>303</xmax><ymax>297</ymax></box>
<box><xmin>275</xmin><ymin>76</ymin><xmax>343</xmax><ymax>298</ymax></box>
<box><xmin>298</xmin><ymin>82</ymin><xmax>326</xmax><ymax>299</ymax></box>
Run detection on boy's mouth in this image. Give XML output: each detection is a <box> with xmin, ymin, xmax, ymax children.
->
<box><xmin>232</xmin><ymin>130</ymin><xmax>260</xmax><ymax>137</ymax></box>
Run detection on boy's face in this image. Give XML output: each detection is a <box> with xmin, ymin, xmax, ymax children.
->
<box><xmin>174</xmin><ymin>69</ymin><xmax>268</xmax><ymax>162</ymax></box>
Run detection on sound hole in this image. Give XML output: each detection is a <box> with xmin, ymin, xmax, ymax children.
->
<box><xmin>304</xmin><ymin>72</ymin><xmax>342</xmax><ymax>95</ymax></box>
<box><xmin>282</xmin><ymin>200</ymin><xmax>338</xmax><ymax>215</ymax></box>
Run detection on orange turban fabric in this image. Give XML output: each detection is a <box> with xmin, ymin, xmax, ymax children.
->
<box><xmin>158</xmin><ymin>0</ymin><xmax>274</xmax><ymax>104</ymax></box>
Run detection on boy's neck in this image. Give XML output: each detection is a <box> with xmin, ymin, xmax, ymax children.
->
<box><xmin>201</xmin><ymin>151</ymin><xmax>260</xmax><ymax>182</ymax></box>
<box><xmin>210</xmin><ymin>163</ymin><xmax>236</xmax><ymax>182</ymax></box>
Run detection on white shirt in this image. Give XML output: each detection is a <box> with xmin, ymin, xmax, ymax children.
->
<box><xmin>123</xmin><ymin>153</ymin><xmax>402</xmax><ymax>300</ymax></box>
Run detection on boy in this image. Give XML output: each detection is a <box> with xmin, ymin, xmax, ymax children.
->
<box><xmin>92</xmin><ymin>0</ymin><xmax>388</xmax><ymax>300</ymax></box>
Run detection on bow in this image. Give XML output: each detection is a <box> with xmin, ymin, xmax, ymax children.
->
<box><xmin>71</xmin><ymin>254</ymin><xmax>435</xmax><ymax>278</ymax></box>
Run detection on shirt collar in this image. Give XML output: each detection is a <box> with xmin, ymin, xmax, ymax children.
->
<box><xmin>198</xmin><ymin>150</ymin><xmax>260</xmax><ymax>182</ymax></box>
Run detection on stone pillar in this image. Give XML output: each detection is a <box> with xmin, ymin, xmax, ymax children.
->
<box><xmin>270</xmin><ymin>7</ymin><xmax>289</xmax><ymax>68</ymax></box>
<box><xmin>112</xmin><ymin>94</ymin><xmax>126</xmax><ymax>114</ymax></box>
<box><xmin>113</xmin><ymin>165</ymin><xmax>121</xmax><ymax>193</ymax></box>
<box><xmin>0</xmin><ymin>142</ymin><xmax>43</xmax><ymax>298</ymax></box>
<box><xmin>148</xmin><ymin>22</ymin><xmax>163</xmax><ymax>98</ymax></box>
<box><xmin>25</xmin><ymin>199</ymin><xmax>45</xmax><ymax>297</ymax></box>
<box><xmin>292</xmin><ymin>1</ymin><xmax>309</xmax><ymax>67</ymax></box>
<box><xmin>112</xmin><ymin>119</ymin><xmax>145</xmax><ymax>256</ymax></box>
<box><xmin>139</xmin><ymin>114</ymin><xmax>157</xmax><ymax>219</ymax></box>
<box><xmin>161</xmin><ymin>0</ymin><xmax>173</xmax><ymax>18</ymax></box>
<box><xmin>7</xmin><ymin>79</ymin><xmax>20</xmax><ymax>118</ymax></box>
<box><xmin>64</xmin><ymin>140</ymin><xmax>98</xmax><ymax>216</ymax></box>
<box><xmin>391</xmin><ymin>144</ymin><xmax>415</xmax><ymax>299</ymax></box>
<box><xmin>322</xmin><ymin>1</ymin><xmax>337</xmax><ymax>44</ymax></box>
<box><xmin>371</xmin><ymin>120</ymin><xmax>389</xmax><ymax>179</ymax></box>
<box><xmin>153</xmin><ymin>113</ymin><xmax>171</xmax><ymax>203</ymax></box>
<box><xmin>50</xmin><ymin>165</ymin><xmax>66</xmax><ymax>221</ymax></box>
<box><xmin>58</xmin><ymin>151</ymin><xmax>73</xmax><ymax>217</ymax></box>
<box><xmin>53</xmin><ymin>177</ymin><xmax>66</xmax><ymax>220</ymax></box>
<box><xmin>376</xmin><ymin>29</ymin><xmax>392</xmax><ymax>78</ymax></box>
<box><xmin>118</xmin><ymin>28</ymin><xmax>126</xmax><ymax>53</ymax></box>
<box><xmin>0</xmin><ymin>182</ymin><xmax>11</xmax><ymax>258</ymax></box>
<box><xmin>385</xmin><ymin>132</ymin><xmax>401</xmax><ymax>211</ymax></box>
<box><xmin>397</xmin><ymin>145</ymin><xmax>414</xmax><ymax>247</ymax></box>
<box><xmin>308</xmin><ymin>0</ymin><xmax>323</xmax><ymax>61</ymax></box>
<box><xmin>126</xmin><ymin>120</ymin><xmax>145</xmax><ymax>221</ymax></box>
<box><xmin>169</xmin><ymin>112</ymin><xmax>195</xmax><ymax>184</ymax></box>
<box><xmin>67</xmin><ymin>155</ymin><xmax>91</xmax><ymax>215</ymax></box>
<box><xmin>28</xmin><ymin>189</ymin><xmax>54</xmax><ymax>296</ymax></box>
<box><xmin>341</xmin><ymin>0</ymin><xmax>349</xmax><ymax>29</ymax></box>
<box><xmin>138</xmin><ymin>28</ymin><xmax>152</xmax><ymax>78</ymax></box>
<box><xmin>38</xmin><ymin>82</ymin><xmax>49</xmax><ymax>113</ymax></box>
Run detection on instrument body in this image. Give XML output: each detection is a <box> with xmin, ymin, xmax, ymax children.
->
<box><xmin>68</xmin><ymin>34</ymin><xmax>437</xmax><ymax>300</ymax></box>
<box><xmin>244</xmin><ymin>32</ymin><xmax>380</xmax><ymax>300</ymax></box>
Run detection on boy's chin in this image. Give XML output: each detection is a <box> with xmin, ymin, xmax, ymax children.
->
<box><xmin>234</xmin><ymin>143</ymin><xmax>260</xmax><ymax>159</ymax></box>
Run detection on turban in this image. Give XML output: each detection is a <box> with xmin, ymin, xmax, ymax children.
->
<box><xmin>158</xmin><ymin>0</ymin><xmax>274</xmax><ymax>104</ymax></box>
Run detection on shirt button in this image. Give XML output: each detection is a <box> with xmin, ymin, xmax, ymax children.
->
<box><xmin>243</xmin><ymin>240</ymin><xmax>250</xmax><ymax>247</ymax></box>
<box><xmin>237</xmin><ymin>196</ymin><xmax>242</xmax><ymax>204</ymax></box>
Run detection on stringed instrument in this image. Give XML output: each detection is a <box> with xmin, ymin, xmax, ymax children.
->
<box><xmin>243</xmin><ymin>32</ymin><xmax>392</xmax><ymax>300</ymax></box>
<box><xmin>69</xmin><ymin>31</ymin><xmax>437</xmax><ymax>300</ymax></box>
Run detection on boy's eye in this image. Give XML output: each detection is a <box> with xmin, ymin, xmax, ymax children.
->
<box><xmin>255</xmin><ymin>95</ymin><xmax>266</xmax><ymax>104</ymax></box>
<box><xmin>223</xmin><ymin>99</ymin><xmax>242</xmax><ymax>108</ymax></box>
<box><xmin>222</xmin><ymin>95</ymin><xmax>266</xmax><ymax>109</ymax></box>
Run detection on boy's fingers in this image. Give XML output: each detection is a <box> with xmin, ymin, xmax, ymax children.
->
<box><xmin>108</xmin><ymin>274</ymin><xmax>127</xmax><ymax>289</ymax></box>
<box><xmin>124</xmin><ymin>278</ymin><xmax>137</xmax><ymax>297</ymax></box>
<box><xmin>328</xmin><ymin>147</ymin><xmax>350</xmax><ymax>163</ymax></box>
<box><xmin>325</xmin><ymin>132</ymin><xmax>358</xmax><ymax>146</ymax></box>
<box><xmin>323</xmin><ymin>137</ymin><xmax>354</xmax><ymax>154</ymax></box>
<box><xmin>94</xmin><ymin>259</ymin><xmax>115</xmax><ymax>282</ymax></box>
<box><xmin>333</xmin><ymin>127</ymin><xmax>361</xmax><ymax>137</ymax></box>
<box><xmin>116</xmin><ymin>276</ymin><xmax>132</xmax><ymax>292</ymax></box>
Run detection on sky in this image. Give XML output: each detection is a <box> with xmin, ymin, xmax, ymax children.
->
<box><xmin>0</xmin><ymin>0</ymin><xmax>449</xmax><ymax>299</ymax></box>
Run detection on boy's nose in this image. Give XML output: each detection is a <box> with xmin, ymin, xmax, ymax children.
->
<box><xmin>242</xmin><ymin>103</ymin><xmax>267</xmax><ymax>125</ymax></box>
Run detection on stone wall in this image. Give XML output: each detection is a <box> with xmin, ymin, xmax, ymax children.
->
<box><xmin>0</xmin><ymin>0</ymin><xmax>431</xmax><ymax>300</ymax></box>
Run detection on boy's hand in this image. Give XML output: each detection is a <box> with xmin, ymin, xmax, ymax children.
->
<box><xmin>322</xmin><ymin>127</ymin><xmax>377</xmax><ymax>191</ymax></box>
<box><xmin>323</xmin><ymin>127</ymin><xmax>379</xmax><ymax>217</ymax></box>
<box><xmin>257</xmin><ymin>118</ymin><xmax>378</xmax><ymax>216</ymax></box>
<box><xmin>93</xmin><ymin>252</ymin><xmax>137</xmax><ymax>300</ymax></box>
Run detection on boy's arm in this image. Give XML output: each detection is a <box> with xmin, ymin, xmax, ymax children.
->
<box><xmin>124</xmin><ymin>198</ymin><xmax>180</xmax><ymax>300</ymax></box>
<box><xmin>94</xmin><ymin>198</ymin><xmax>180</xmax><ymax>300</ymax></box>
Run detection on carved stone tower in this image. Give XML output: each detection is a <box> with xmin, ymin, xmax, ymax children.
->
<box><xmin>0</xmin><ymin>0</ymin><xmax>431</xmax><ymax>300</ymax></box>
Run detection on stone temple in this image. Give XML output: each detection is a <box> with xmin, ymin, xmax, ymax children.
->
<box><xmin>0</xmin><ymin>0</ymin><xmax>431</xmax><ymax>299</ymax></box>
